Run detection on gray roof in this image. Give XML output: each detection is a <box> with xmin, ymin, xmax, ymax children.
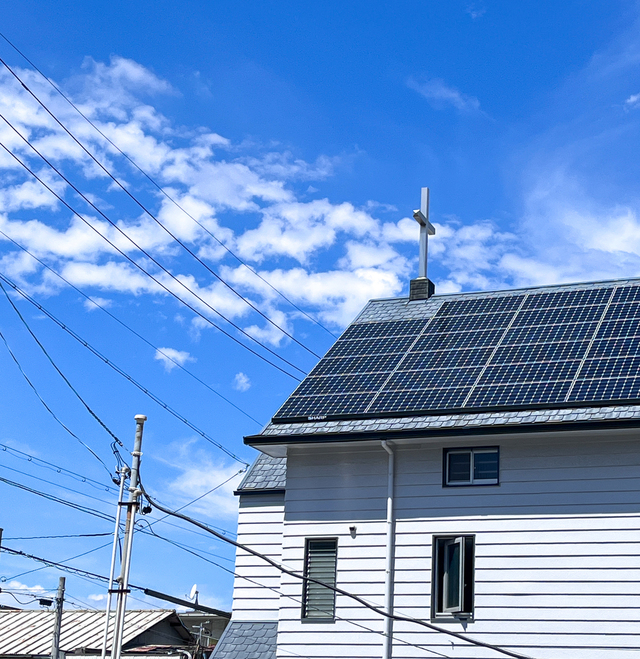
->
<box><xmin>255</xmin><ymin>402</ymin><xmax>640</xmax><ymax>440</ymax></box>
<box><xmin>210</xmin><ymin>621</ymin><xmax>276</xmax><ymax>659</ymax></box>
<box><xmin>235</xmin><ymin>453</ymin><xmax>286</xmax><ymax>492</ymax></box>
<box><xmin>0</xmin><ymin>609</ymin><xmax>190</xmax><ymax>655</ymax></box>
<box><xmin>246</xmin><ymin>277</ymin><xmax>640</xmax><ymax>444</ymax></box>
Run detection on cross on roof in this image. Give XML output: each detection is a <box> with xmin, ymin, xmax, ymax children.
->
<box><xmin>413</xmin><ymin>187</ymin><xmax>436</xmax><ymax>279</ymax></box>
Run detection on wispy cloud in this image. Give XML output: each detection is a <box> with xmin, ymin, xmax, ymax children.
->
<box><xmin>233</xmin><ymin>372</ymin><xmax>251</xmax><ymax>391</ymax></box>
<box><xmin>465</xmin><ymin>4</ymin><xmax>486</xmax><ymax>20</ymax></box>
<box><xmin>154</xmin><ymin>347</ymin><xmax>195</xmax><ymax>372</ymax></box>
<box><xmin>624</xmin><ymin>92</ymin><xmax>640</xmax><ymax>110</ymax></box>
<box><xmin>407</xmin><ymin>77</ymin><xmax>481</xmax><ymax>113</ymax></box>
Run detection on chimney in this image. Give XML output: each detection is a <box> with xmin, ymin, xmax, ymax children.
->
<box><xmin>409</xmin><ymin>187</ymin><xmax>436</xmax><ymax>301</ymax></box>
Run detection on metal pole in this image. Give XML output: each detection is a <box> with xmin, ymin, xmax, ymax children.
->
<box><xmin>381</xmin><ymin>441</ymin><xmax>395</xmax><ymax>659</ymax></box>
<box><xmin>51</xmin><ymin>576</ymin><xmax>66</xmax><ymax>659</ymax></box>
<box><xmin>110</xmin><ymin>415</ymin><xmax>146</xmax><ymax>659</ymax></box>
<box><xmin>100</xmin><ymin>467</ymin><xmax>129</xmax><ymax>659</ymax></box>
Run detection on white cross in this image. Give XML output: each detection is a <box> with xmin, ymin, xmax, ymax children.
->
<box><xmin>413</xmin><ymin>187</ymin><xmax>435</xmax><ymax>279</ymax></box>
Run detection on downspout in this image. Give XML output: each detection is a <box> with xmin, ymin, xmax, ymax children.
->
<box><xmin>381</xmin><ymin>440</ymin><xmax>395</xmax><ymax>659</ymax></box>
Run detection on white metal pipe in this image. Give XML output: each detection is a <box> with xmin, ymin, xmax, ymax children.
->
<box><xmin>100</xmin><ymin>467</ymin><xmax>128</xmax><ymax>659</ymax></box>
<box><xmin>111</xmin><ymin>415</ymin><xmax>146</xmax><ymax>659</ymax></box>
<box><xmin>381</xmin><ymin>440</ymin><xmax>395</xmax><ymax>659</ymax></box>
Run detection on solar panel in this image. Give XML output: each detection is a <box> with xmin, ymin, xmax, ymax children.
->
<box><xmin>273</xmin><ymin>283</ymin><xmax>640</xmax><ymax>422</ymax></box>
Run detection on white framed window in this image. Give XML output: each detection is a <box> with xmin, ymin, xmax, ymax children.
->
<box><xmin>432</xmin><ymin>535</ymin><xmax>475</xmax><ymax>618</ymax></box>
<box><xmin>444</xmin><ymin>447</ymin><xmax>499</xmax><ymax>486</ymax></box>
<box><xmin>302</xmin><ymin>538</ymin><xmax>338</xmax><ymax>621</ymax></box>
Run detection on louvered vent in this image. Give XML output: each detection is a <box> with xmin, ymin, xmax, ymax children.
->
<box><xmin>302</xmin><ymin>539</ymin><xmax>337</xmax><ymax>619</ymax></box>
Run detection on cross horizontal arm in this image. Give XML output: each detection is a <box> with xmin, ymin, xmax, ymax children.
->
<box><xmin>413</xmin><ymin>209</ymin><xmax>435</xmax><ymax>235</ymax></box>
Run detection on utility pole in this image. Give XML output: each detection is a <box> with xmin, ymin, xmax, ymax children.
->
<box><xmin>51</xmin><ymin>576</ymin><xmax>66</xmax><ymax>659</ymax></box>
<box><xmin>110</xmin><ymin>415</ymin><xmax>147</xmax><ymax>659</ymax></box>
<box><xmin>100</xmin><ymin>466</ymin><xmax>129</xmax><ymax>659</ymax></box>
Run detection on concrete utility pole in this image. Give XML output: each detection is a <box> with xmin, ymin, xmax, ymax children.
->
<box><xmin>110</xmin><ymin>415</ymin><xmax>147</xmax><ymax>659</ymax></box>
<box><xmin>100</xmin><ymin>467</ymin><xmax>129</xmax><ymax>659</ymax></box>
<box><xmin>51</xmin><ymin>576</ymin><xmax>66</xmax><ymax>659</ymax></box>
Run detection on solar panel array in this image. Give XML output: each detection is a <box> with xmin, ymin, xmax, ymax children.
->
<box><xmin>273</xmin><ymin>284</ymin><xmax>640</xmax><ymax>421</ymax></box>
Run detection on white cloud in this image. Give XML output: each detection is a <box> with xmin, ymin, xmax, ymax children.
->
<box><xmin>0</xmin><ymin>580</ymin><xmax>47</xmax><ymax>609</ymax></box>
<box><xmin>624</xmin><ymin>92</ymin><xmax>640</xmax><ymax>110</ymax></box>
<box><xmin>155</xmin><ymin>439</ymin><xmax>245</xmax><ymax>519</ymax></box>
<box><xmin>233</xmin><ymin>372</ymin><xmax>251</xmax><ymax>391</ymax></box>
<box><xmin>407</xmin><ymin>77</ymin><xmax>481</xmax><ymax>113</ymax></box>
<box><xmin>83</xmin><ymin>296</ymin><xmax>113</xmax><ymax>311</ymax></box>
<box><xmin>154</xmin><ymin>347</ymin><xmax>195</xmax><ymax>372</ymax></box>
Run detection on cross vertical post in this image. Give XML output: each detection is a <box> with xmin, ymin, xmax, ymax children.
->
<box><xmin>413</xmin><ymin>187</ymin><xmax>436</xmax><ymax>280</ymax></box>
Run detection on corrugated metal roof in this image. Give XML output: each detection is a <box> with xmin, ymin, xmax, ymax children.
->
<box><xmin>0</xmin><ymin>609</ymin><xmax>184</xmax><ymax>655</ymax></box>
<box><xmin>235</xmin><ymin>454</ymin><xmax>286</xmax><ymax>493</ymax></box>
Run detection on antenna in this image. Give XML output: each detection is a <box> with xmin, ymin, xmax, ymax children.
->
<box><xmin>189</xmin><ymin>584</ymin><xmax>198</xmax><ymax>600</ymax></box>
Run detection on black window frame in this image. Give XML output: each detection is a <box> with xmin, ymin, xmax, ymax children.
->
<box><xmin>301</xmin><ymin>537</ymin><xmax>338</xmax><ymax>622</ymax></box>
<box><xmin>431</xmin><ymin>535</ymin><xmax>475</xmax><ymax>620</ymax></box>
<box><xmin>443</xmin><ymin>446</ymin><xmax>500</xmax><ymax>487</ymax></box>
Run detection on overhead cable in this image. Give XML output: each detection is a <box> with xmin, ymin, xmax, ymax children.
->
<box><xmin>0</xmin><ymin>442</ymin><xmax>117</xmax><ymax>493</ymax></box>
<box><xmin>1</xmin><ymin>281</ymin><xmax>124</xmax><ymax>448</ymax></box>
<box><xmin>0</xmin><ymin>325</ymin><xmax>113</xmax><ymax>477</ymax></box>
<box><xmin>0</xmin><ymin>273</ymin><xmax>249</xmax><ymax>466</ymax></box>
<box><xmin>0</xmin><ymin>121</ymin><xmax>305</xmax><ymax>381</ymax></box>
<box><xmin>0</xmin><ymin>35</ymin><xmax>337</xmax><ymax>340</ymax></box>
<box><xmin>0</xmin><ymin>56</ymin><xmax>322</xmax><ymax>358</ymax></box>
<box><xmin>141</xmin><ymin>482</ymin><xmax>533</xmax><ymax>659</ymax></box>
<box><xmin>0</xmin><ymin>229</ymin><xmax>262</xmax><ymax>426</ymax></box>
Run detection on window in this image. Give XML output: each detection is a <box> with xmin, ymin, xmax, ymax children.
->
<box><xmin>302</xmin><ymin>538</ymin><xmax>337</xmax><ymax>621</ymax></box>
<box><xmin>432</xmin><ymin>535</ymin><xmax>475</xmax><ymax>618</ymax></box>
<box><xmin>444</xmin><ymin>447</ymin><xmax>499</xmax><ymax>486</ymax></box>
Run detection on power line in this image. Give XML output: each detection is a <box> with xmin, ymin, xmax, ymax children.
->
<box><xmin>0</xmin><ymin>57</ymin><xmax>322</xmax><ymax>359</ymax></box>
<box><xmin>4</xmin><ymin>541</ymin><xmax>113</xmax><ymax>582</ymax></box>
<box><xmin>0</xmin><ymin>463</ymin><xmax>114</xmax><ymax>507</ymax></box>
<box><xmin>0</xmin><ymin>33</ymin><xmax>337</xmax><ymax>340</ymax></box>
<box><xmin>1</xmin><ymin>281</ymin><xmax>124</xmax><ymax>449</ymax></box>
<box><xmin>146</xmin><ymin>468</ymin><xmax>245</xmax><ymax>529</ymax></box>
<box><xmin>0</xmin><ymin>272</ymin><xmax>249</xmax><ymax>466</ymax></box>
<box><xmin>0</xmin><ymin>443</ymin><xmax>117</xmax><ymax>493</ymax></box>
<box><xmin>0</xmin><ymin>120</ymin><xmax>306</xmax><ymax>382</ymax></box>
<box><xmin>0</xmin><ymin>476</ymin><xmax>115</xmax><ymax>524</ymax></box>
<box><xmin>3</xmin><ymin>533</ymin><xmax>111</xmax><ymax>540</ymax></box>
<box><xmin>0</xmin><ymin>323</ymin><xmax>113</xmax><ymax>477</ymax></box>
<box><xmin>0</xmin><ymin>229</ymin><xmax>262</xmax><ymax>426</ymax></box>
<box><xmin>141</xmin><ymin>481</ymin><xmax>533</xmax><ymax>659</ymax></box>
<box><xmin>0</xmin><ymin>464</ymin><xmax>236</xmax><ymax>547</ymax></box>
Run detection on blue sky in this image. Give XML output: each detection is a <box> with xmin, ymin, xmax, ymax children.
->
<box><xmin>1</xmin><ymin>0</ymin><xmax>640</xmax><ymax>613</ymax></box>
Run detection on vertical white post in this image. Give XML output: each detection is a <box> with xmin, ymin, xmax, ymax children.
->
<box><xmin>418</xmin><ymin>187</ymin><xmax>429</xmax><ymax>279</ymax></box>
<box><xmin>111</xmin><ymin>415</ymin><xmax>146</xmax><ymax>659</ymax></box>
<box><xmin>100</xmin><ymin>467</ymin><xmax>129</xmax><ymax>659</ymax></box>
<box><xmin>51</xmin><ymin>577</ymin><xmax>66</xmax><ymax>659</ymax></box>
<box><xmin>381</xmin><ymin>441</ymin><xmax>395</xmax><ymax>659</ymax></box>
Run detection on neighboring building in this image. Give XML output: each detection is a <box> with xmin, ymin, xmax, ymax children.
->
<box><xmin>0</xmin><ymin>609</ymin><xmax>192</xmax><ymax>658</ymax></box>
<box><xmin>178</xmin><ymin>611</ymin><xmax>229</xmax><ymax>649</ymax></box>
<box><xmin>214</xmin><ymin>271</ymin><xmax>640</xmax><ymax>659</ymax></box>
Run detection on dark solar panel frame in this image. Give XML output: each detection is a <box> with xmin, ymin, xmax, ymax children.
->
<box><xmin>273</xmin><ymin>283</ymin><xmax>640</xmax><ymax>422</ymax></box>
<box><xmin>309</xmin><ymin>353</ymin><xmax>404</xmax><ymax>377</ymax></box>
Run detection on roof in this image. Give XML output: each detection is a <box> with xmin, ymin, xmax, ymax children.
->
<box><xmin>235</xmin><ymin>453</ymin><xmax>286</xmax><ymax>493</ymax></box>
<box><xmin>248</xmin><ymin>277</ymin><xmax>640</xmax><ymax>444</ymax></box>
<box><xmin>210</xmin><ymin>621</ymin><xmax>276</xmax><ymax>659</ymax></box>
<box><xmin>0</xmin><ymin>609</ymin><xmax>190</xmax><ymax>655</ymax></box>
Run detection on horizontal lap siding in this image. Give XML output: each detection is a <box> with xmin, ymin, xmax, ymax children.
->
<box><xmin>232</xmin><ymin>499</ymin><xmax>283</xmax><ymax>621</ymax></box>
<box><xmin>274</xmin><ymin>436</ymin><xmax>640</xmax><ymax>659</ymax></box>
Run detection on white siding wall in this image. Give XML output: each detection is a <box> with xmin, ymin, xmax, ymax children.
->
<box><xmin>275</xmin><ymin>430</ymin><xmax>640</xmax><ymax>659</ymax></box>
<box><xmin>231</xmin><ymin>494</ymin><xmax>284</xmax><ymax>621</ymax></box>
